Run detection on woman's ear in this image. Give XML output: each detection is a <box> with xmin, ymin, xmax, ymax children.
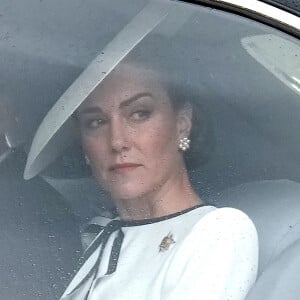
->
<box><xmin>176</xmin><ymin>102</ymin><xmax>192</xmax><ymax>139</ymax></box>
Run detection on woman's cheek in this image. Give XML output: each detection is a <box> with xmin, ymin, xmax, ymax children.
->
<box><xmin>83</xmin><ymin>138</ymin><xmax>106</xmax><ymax>170</ymax></box>
<box><xmin>140</xmin><ymin>124</ymin><xmax>175</xmax><ymax>164</ymax></box>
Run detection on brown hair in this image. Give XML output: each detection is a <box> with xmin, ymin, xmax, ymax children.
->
<box><xmin>165</xmin><ymin>81</ymin><xmax>214</xmax><ymax>170</ymax></box>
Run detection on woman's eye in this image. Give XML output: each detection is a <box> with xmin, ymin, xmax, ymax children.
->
<box><xmin>131</xmin><ymin>110</ymin><xmax>151</xmax><ymax>121</ymax></box>
<box><xmin>84</xmin><ymin>118</ymin><xmax>105</xmax><ymax>129</ymax></box>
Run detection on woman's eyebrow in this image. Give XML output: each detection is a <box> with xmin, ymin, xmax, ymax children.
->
<box><xmin>78</xmin><ymin>92</ymin><xmax>153</xmax><ymax>115</ymax></box>
<box><xmin>119</xmin><ymin>92</ymin><xmax>153</xmax><ymax>108</ymax></box>
<box><xmin>78</xmin><ymin>106</ymin><xmax>103</xmax><ymax>115</ymax></box>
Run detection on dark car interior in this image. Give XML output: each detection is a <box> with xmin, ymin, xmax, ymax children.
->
<box><xmin>0</xmin><ymin>150</ymin><xmax>81</xmax><ymax>299</ymax></box>
<box><xmin>0</xmin><ymin>0</ymin><xmax>299</xmax><ymax>299</ymax></box>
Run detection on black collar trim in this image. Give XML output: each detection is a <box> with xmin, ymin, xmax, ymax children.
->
<box><xmin>120</xmin><ymin>203</ymin><xmax>211</xmax><ymax>227</ymax></box>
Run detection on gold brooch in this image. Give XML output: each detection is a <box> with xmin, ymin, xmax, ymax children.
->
<box><xmin>159</xmin><ymin>232</ymin><xmax>175</xmax><ymax>252</ymax></box>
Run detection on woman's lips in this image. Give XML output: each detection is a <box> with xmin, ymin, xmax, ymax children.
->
<box><xmin>110</xmin><ymin>163</ymin><xmax>142</xmax><ymax>174</ymax></box>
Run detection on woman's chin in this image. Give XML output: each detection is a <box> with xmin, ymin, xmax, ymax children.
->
<box><xmin>110</xmin><ymin>190</ymin><xmax>141</xmax><ymax>202</ymax></box>
<box><xmin>108</xmin><ymin>184</ymin><xmax>148</xmax><ymax>202</ymax></box>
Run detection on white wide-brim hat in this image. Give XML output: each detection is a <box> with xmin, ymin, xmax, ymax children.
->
<box><xmin>24</xmin><ymin>1</ymin><xmax>171</xmax><ymax>180</ymax></box>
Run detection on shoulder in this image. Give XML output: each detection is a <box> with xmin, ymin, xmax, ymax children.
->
<box><xmin>163</xmin><ymin>207</ymin><xmax>258</xmax><ymax>299</ymax></box>
<box><xmin>178</xmin><ymin>207</ymin><xmax>258</xmax><ymax>259</ymax></box>
<box><xmin>192</xmin><ymin>206</ymin><xmax>257</xmax><ymax>239</ymax></box>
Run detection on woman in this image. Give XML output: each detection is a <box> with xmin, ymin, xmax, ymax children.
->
<box><xmin>25</xmin><ymin>63</ymin><xmax>258</xmax><ymax>300</ymax></box>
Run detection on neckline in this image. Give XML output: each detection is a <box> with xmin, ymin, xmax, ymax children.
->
<box><xmin>120</xmin><ymin>204</ymin><xmax>211</xmax><ymax>227</ymax></box>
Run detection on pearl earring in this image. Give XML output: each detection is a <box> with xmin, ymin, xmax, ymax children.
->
<box><xmin>179</xmin><ymin>137</ymin><xmax>190</xmax><ymax>151</ymax></box>
<box><xmin>84</xmin><ymin>155</ymin><xmax>90</xmax><ymax>165</ymax></box>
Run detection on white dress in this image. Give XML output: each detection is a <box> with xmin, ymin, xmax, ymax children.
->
<box><xmin>61</xmin><ymin>205</ymin><xmax>258</xmax><ymax>300</ymax></box>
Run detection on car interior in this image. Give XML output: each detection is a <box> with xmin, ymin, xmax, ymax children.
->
<box><xmin>0</xmin><ymin>0</ymin><xmax>299</xmax><ymax>299</ymax></box>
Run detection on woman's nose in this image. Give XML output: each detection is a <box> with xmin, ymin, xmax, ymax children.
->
<box><xmin>109</xmin><ymin>118</ymin><xmax>130</xmax><ymax>153</ymax></box>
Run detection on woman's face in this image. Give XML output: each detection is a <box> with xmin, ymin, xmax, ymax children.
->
<box><xmin>77</xmin><ymin>65</ymin><xmax>191</xmax><ymax>201</ymax></box>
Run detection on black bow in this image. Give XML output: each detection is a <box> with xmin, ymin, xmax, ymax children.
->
<box><xmin>67</xmin><ymin>220</ymin><xmax>124</xmax><ymax>299</ymax></box>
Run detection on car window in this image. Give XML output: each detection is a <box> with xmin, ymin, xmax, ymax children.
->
<box><xmin>43</xmin><ymin>0</ymin><xmax>299</xmax><ymax>196</ymax></box>
<box><xmin>0</xmin><ymin>0</ymin><xmax>299</xmax><ymax>299</ymax></box>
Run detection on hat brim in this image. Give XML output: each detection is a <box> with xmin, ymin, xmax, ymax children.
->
<box><xmin>24</xmin><ymin>1</ymin><xmax>170</xmax><ymax>180</ymax></box>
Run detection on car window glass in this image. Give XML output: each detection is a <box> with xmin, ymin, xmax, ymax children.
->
<box><xmin>0</xmin><ymin>0</ymin><xmax>299</xmax><ymax>298</ymax></box>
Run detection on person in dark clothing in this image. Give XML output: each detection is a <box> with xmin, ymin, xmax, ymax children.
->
<box><xmin>0</xmin><ymin>149</ymin><xmax>82</xmax><ymax>300</ymax></box>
